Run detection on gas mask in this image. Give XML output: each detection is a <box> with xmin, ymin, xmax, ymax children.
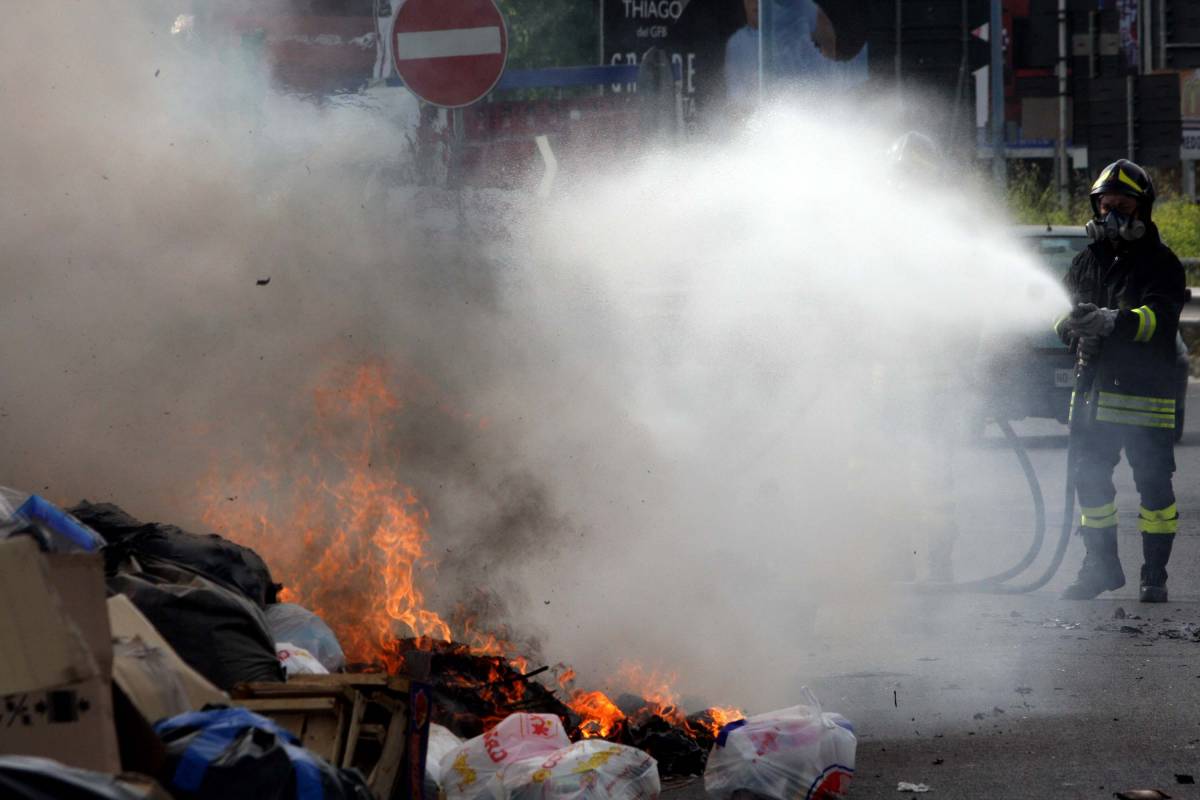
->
<box><xmin>1086</xmin><ymin>210</ymin><xmax>1146</xmax><ymax>243</ymax></box>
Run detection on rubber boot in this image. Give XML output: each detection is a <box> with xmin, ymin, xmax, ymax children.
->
<box><xmin>1139</xmin><ymin>533</ymin><xmax>1175</xmax><ymax>603</ymax></box>
<box><xmin>1061</xmin><ymin>527</ymin><xmax>1126</xmax><ymax>600</ymax></box>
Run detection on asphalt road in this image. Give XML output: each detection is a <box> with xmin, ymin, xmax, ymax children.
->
<box><xmin>666</xmin><ymin>381</ymin><xmax>1200</xmax><ymax>800</ymax></box>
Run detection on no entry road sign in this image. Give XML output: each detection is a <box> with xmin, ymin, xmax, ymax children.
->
<box><xmin>391</xmin><ymin>0</ymin><xmax>509</xmax><ymax>108</ymax></box>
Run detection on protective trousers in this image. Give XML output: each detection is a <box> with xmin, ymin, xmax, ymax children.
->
<box><xmin>1075</xmin><ymin>422</ymin><xmax>1177</xmax><ymax>538</ymax></box>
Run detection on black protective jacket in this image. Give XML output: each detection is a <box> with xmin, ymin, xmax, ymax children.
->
<box><xmin>1054</xmin><ymin>222</ymin><xmax>1187</xmax><ymax>429</ymax></box>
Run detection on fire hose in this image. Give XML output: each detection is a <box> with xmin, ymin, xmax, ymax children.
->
<box><xmin>919</xmin><ymin>324</ymin><xmax>1097</xmax><ymax>595</ymax></box>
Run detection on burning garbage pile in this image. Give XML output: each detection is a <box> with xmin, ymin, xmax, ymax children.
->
<box><xmin>0</xmin><ymin>358</ymin><xmax>858</xmax><ymax>800</ymax></box>
<box><xmin>187</xmin><ymin>360</ymin><xmax>756</xmax><ymax>775</ymax></box>
<box><xmin>385</xmin><ymin>636</ymin><xmax>742</xmax><ymax>777</ymax></box>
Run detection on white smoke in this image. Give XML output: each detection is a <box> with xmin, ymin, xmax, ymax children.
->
<box><xmin>493</xmin><ymin>102</ymin><xmax>1068</xmax><ymax>706</ymax></box>
<box><xmin>0</xmin><ymin>3</ymin><xmax>1068</xmax><ymax>713</ymax></box>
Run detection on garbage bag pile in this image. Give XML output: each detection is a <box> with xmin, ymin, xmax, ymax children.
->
<box><xmin>74</xmin><ymin>500</ymin><xmax>285</xmax><ymax>689</ymax></box>
<box><xmin>0</xmin><ymin>486</ymin><xmax>858</xmax><ymax>800</ymax></box>
<box><xmin>431</xmin><ymin>713</ymin><xmax>660</xmax><ymax>800</ymax></box>
<box><xmin>420</xmin><ymin>698</ymin><xmax>858</xmax><ymax>800</ymax></box>
<box><xmin>0</xmin><ymin>488</ymin><xmax>374</xmax><ymax>800</ymax></box>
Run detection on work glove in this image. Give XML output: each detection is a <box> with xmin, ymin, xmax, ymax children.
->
<box><xmin>1075</xmin><ymin>335</ymin><xmax>1101</xmax><ymax>358</ymax></box>
<box><xmin>1064</xmin><ymin>303</ymin><xmax>1118</xmax><ymax>338</ymax></box>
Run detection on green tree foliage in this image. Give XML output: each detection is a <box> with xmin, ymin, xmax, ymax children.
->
<box><xmin>1153</xmin><ymin>196</ymin><xmax>1200</xmax><ymax>264</ymax></box>
<box><xmin>497</xmin><ymin>0</ymin><xmax>599</xmax><ymax>69</ymax></box>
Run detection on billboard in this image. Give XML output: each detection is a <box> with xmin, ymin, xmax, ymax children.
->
<box><xmin>603</xmin><ymin>0</ymin><xmax>868</xmax><ymax>127</ymax></box>
<box><xmin>1184</xmin><ymin>69</ymin><xmax>1200</xmax><ymax>159</ymax></box>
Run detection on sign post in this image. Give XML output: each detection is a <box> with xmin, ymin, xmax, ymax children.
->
<box><xmin>990</xmin><ymin>0</ymin><xmax>1006</xmax><ymax>189</ymax></box>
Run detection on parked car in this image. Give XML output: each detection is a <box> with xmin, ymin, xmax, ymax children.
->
<box><xmin>983</xmin><ymin>225</ymin><xmax>1189</xmax><ymax>441</ymax></box>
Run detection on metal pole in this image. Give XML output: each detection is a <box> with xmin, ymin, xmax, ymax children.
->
<box><xmin>758</xmin><ymin>0</ymin><xmax>765</xmax><ymax>100</ymax></box>
<box><xmin>1126</xmin><ymin>74</ymin><xmax>1135</xmax><ymax>160</ymax></box>
<box><xmin>1158</xmin><ymin>0</ymin><xmax>1167</xmax><ymax>69</ymax></box>
<box><xmin>895</xmin><ymin>0</ymin><xmax>903</xmax><ymax>87</ymax></box>
<box><xmin>953</xmin><ymin>0</ymin><xmax>968</xmax><ymax>142</ymax></box>
<box><xmin>760</xmin><ymin>0</ymin><xmax>773</xmax><ymax>100</ymax></box>
<box><xmin>990</xmin><ymin>0</ymin><xmax>1006</xmax><ymax>187</ymax></box>
<box><xmin>1088</xmin><ymin>11</ymin><xmax>1097</xmax><ymax>78</ymax></box>
<box><xmin>1057</xmin><ymin>0</ymin><xmax>1069</xmax><ymax>209</ymax></box>
<box><xmin>598</xmin><ymin>0</ymin><xmax>605</xmax><ymax>66</ymax></box>
<box><xmin>1142</xmin><ymin>0</ymin><xmax>1152</xmax><ymax>74</ymax></box>
<box><xmin>451</xmin><ymin>106</ymin><xmax>465</xmax><ymax>189</ymax></box>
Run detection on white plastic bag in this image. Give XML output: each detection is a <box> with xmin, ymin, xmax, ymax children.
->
<box><xmin>489</xmin><ymin>740</ymin><xmax>661</xmax><ymax>800</ymax></box>
<box><xmin>426</xmin><ymin>723</ymin><xmax>466</xmax><ymax>799</ymax></box>
<box><xmin>265</xmin><ymin>603</ymin><xmax>346</xmax><ymax>672</ymax></box>
<box><xmin>703</xmin><ymin>690</ymin><xmax>855</xmax><ymax>800</ymax></box>
<box><xmin>443</xmin><ymin>713</ymin><xmax>571</xmax><ymax>800</ymax></box>
<box><xmin>276</xmin><ymin>642</ymin><xmax>329</xmax><ymax>676</ymax></box>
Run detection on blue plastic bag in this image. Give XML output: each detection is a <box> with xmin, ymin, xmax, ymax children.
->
<box><xmin>155</xmin><ymin>707</ymin><xmax>372</xmax><ymax>800</ymax></box>
<box><xmin>0</xmin><ymin>487</ymin><xmax>104</xmax><ymax>552</ymax></box>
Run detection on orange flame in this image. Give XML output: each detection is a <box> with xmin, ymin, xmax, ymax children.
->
<box><xmin>615</xmin><ymin>663</ymin><xmax>686</xmax><ymax>726</ymax></box>
<box><xmin>196</xmin><ymin>358</ymin><xmax>741</xmax><ymax>742</ymax></box>
<box><xmin>561</xmin><ymin>663</ymin><xmax>745</xmax><ymax>740</ymax></box>
<box><xmin>692</xmin><ymin>706</ymin><xmax>745</xmax><ymax>738</ymax></box>
<box><xmin>569</xmin><ymin>690</ymin><xmax>627</xmax><ymax>738</ymax></box>
<box><xmin>198</xmin><ymin>360</ymin><xmax>452</xmax><ymax>670</ymax></box>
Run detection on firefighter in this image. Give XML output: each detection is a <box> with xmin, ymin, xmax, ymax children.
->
<box><xmin>1055</xmin><ymin>159</ymin><xmax>1187</xmax><ymax>602</ymax></box>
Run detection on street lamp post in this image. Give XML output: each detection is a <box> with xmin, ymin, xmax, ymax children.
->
<box><xmin>990</xmin><ymin>0</ymin><xmax>1006</xmax><ymax>188</ymax></box>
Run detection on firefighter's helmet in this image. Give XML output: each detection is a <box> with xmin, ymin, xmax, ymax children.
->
<box><xmin>1089</xmin><ymin>159</ymin><xmax>1155</xmax><ymax>221</ymax></box>
<box><xmin>887</xmin><ymin>131</ymin><xmax>941</xmax><ymax>184</ymax></box>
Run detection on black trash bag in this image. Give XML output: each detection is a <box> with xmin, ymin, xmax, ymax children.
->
<box><xmin>71</xmin><ymin>500</ymin><xmax>281</xmax><ymax>606</ymax></box>
<box><xmin>155</xmin><ymin>708</ymin><xmax>374</xmax><ymax>800</ymax></box>
<box><xmin>109</xmin><ymin>555</ymin><xmax>284</xmax><ymax>688</ymax></box>
<box><xmin>0</xmin><ymin>755</ymin><xmax>160</xmax><ymax>800</ymax></box>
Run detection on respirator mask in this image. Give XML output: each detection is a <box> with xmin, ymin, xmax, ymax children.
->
<box><xmin>1086</xmin><ymin>210</ymin><xmax>1146</xmax><ymax>243</ymax></box>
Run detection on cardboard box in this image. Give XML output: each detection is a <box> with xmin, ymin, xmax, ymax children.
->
<box><xmin>45</xmin><ymin>552</ymin><xmax>114</xmax><ymax>678</ymax></box>
<box><xmin>0</xmin><ymin>537</ymin><xmax>120</xmax><ymax>773</ymax></box>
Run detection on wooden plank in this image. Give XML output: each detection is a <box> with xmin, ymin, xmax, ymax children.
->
<box><xmin>285</xmin><ymin>673</ymin><xmax>412</xmax><ymax>690</ymax></box>
<box><xmin>233</xmin><ymin>683</ymin><xmax>353</xmax><ymax>700</ymax></box>
<box><xmin>288</xmin><ymin>674</ymin><xmax>389</xmax><ymax>687</ymax></box>
<box><xmin>341</xmin><ymin>693</ymin><xmax>367</xmax><ymax>769</ymax></box>
<box><xmin>262</xmin><ymin>674</ymin><xmax>412</xmax><ymax>694</ymax></box>
<box><xmin>331</xmin><ymin>695</ymin><xmax>348</xmax><ymax>766</ymax></box>
<box><xmin>241</xmin><ymin>697</ymin><xmax>339</xmax><ymax>713</ymax></box>
<box><xmin>369</xmin><ymin>707</ymin><xmax>408</xmax><ymax>800</ymax></box>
